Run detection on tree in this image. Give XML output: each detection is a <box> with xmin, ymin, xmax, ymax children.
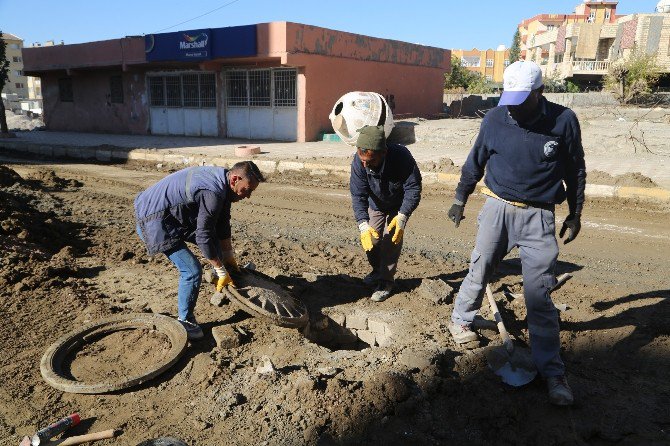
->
<box><xmin>509</xmin><ymin>29</ymin><xmax>521</xmax><ymax>63</ymax></box>
<box><xmin>444</xmin><ymin>56</ymin><xmax>493</xmax><ymax>93</ymax></box>
<box><xmin>603</xmin><ymin>51</ymin><xmax>661</xmax><ymax>104</ymax></box>
<box><xmin>0</xmin><ymin>30</ymin><xmax>11</xmax><ymax>134</ymax></box>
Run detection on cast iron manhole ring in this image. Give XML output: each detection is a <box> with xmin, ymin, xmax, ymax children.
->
<box><xmin>40</xmin><ymin>313</ymin><xmax>188</xmax><ymax>394</ymax></box>
<box><xmin>223</xmin><ymin>269</ymin><xmax>309</xmax><ymax>329</ymax></box>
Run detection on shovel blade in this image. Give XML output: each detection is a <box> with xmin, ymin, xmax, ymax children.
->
<box><xmin>485</xmin><ymin>345</ymin><xmax>537</xmax><ymax>387</ymax></box>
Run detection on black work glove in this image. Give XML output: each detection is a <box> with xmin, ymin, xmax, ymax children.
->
<box><xmin>448</xmin><ymin>203</ymin><xmax>465</xmax><ymax>228</ymax></box>
<box><xmin>559</xmin><ymin>214</ymin><xmax>581</xmax><ymax>244</ymax></box>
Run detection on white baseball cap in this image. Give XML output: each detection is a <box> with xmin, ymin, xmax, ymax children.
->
<box><xmin>499</xmin><ymin>61</ymin><xmax>544</xmax><ymax>106</ymax></box>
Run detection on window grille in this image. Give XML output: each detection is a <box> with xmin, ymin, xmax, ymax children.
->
<box><xmin>59</xmin><ymin>78</ymin><xmax>73</xmax><ymax>102</ymax></box>
<box><xmin>165</xmin><ymin>75</ymin><xmax>182</xmax><ymax>107</ymax></box>
<box><xmin>273</xmin><ymin>69</ymin><xmax>296</xmax><ymax>107</ymax></box>
<box><xmin>149</xmin><ymin>77</ymin><xmax>165</xmax><ymax>106</ymax></box>
<box><xmin>182</xmin><ymin>74</ymin><xmax>200</xmax><ymax>107</ymax></box>
<box><xmin>110</xmin><ymin>75</ymin><xmax>123</xmax><ymax>103</ymax></box>
<box><xmin>249</xmin><ymin>70</ymin><xmax>271</xmax><ymax>106</ymax></box>
<box><xmin>200</xmin><ymin>73</ymin><xmax>216</xmax><ymax>108</ymax></box>
<box><xmin>226</xmin><ymin>71</ymin><xmax>248</xmax><ymax>106</ymax></box>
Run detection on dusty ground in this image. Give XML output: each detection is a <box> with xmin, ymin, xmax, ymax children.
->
<box><xmin>1</xmin><ymin>158</ymin><xmax>669</xmax><ymax>446</ymax></box>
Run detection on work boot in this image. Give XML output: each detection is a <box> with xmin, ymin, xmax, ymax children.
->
<box><xmin>448</xmin><ymin>322</ymin><xmax>478</xmax><ymax>344</ymax></box>
<box><xmin>362</xmin><ymin>271</ymin><xmax>380</xmax><ymax>286</ymax></box>
<box><xmin>547</xmin><ymin>375</ymin><xmax>574</xmax><ymax>406</ymax></box>
<box><xmin>178</xmin><ymin>317</ymin><xmax>204</xmax><ymax>341</ymax></box>
<box><xmin>371</xmin><ymin>281</ymin><xmax>394</xmax><ymax>302</ymax></box>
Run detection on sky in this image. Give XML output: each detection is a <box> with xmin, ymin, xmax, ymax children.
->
<box><xmin>0</xmin><ymin>0</ymin><xmax>662</xmax><ymax>50</ymax></box>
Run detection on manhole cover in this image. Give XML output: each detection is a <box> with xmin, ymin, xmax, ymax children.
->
<box><xmin>40</xmin><ymin>313</ymin><xmax>187</xmax><ymax>394</ymax></box>
<box><xmin>223</xmin><ymin>269</ymin><xmax>309</xmax><ymax>329</ymax></box>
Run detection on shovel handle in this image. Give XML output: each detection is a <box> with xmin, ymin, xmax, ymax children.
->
<box><xmin>485</xmin><ymin>285</ymin><xmax>514</xmax><ymax>353</ymax></box>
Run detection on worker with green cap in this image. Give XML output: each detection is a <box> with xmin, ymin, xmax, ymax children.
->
<box><xmin>350</xmin><ymin>125</ymin><xmax>422</xmax><ymax>302</ymax></box>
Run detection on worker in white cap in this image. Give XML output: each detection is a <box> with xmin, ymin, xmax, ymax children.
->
<box><xmin>445</xmin><ymin>60</ymin><xmax>586</xmax><ymax>406</ymax></box>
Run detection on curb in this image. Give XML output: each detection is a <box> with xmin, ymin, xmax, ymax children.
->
<box><xmin>1</xmin><ymin>141</ymin><xmax>669</xmax><ymax>203</ymax></box>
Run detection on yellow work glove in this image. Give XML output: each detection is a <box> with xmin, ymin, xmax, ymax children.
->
<box><xmin>214</xmin><ymin>266</ymin><xmax>234</xmax><ymax>292</ymax></box>
<box><xmin>358</xmin><ymin>221</ymin><xmax>380</xmax><ymax>252</ymax></box>
<box><xmin>387</xmin><ymin>213</ymin><xmax>408</xmax><ymax>245</ymax></box>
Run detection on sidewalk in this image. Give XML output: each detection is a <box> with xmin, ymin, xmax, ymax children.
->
<box><xmin>1</xmin><ymin>129</ymin><xmax>669</xmax><ymax>203</ymax></box>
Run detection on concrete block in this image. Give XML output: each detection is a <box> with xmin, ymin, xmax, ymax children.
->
<box><xmin>111</xmin><ymin>149</ymin><xmax>129</xmax><ymax>161</ymax></box>
<box><xmin>375</xmin><ymin>332</ymin><xmax>394</xmax><ymax>348</ymax></box>
<box><xmin>127</xmin><ymin>150</ymin><xmax>147</xmax><ymax>161</ymax></box>
<box><xmin>96</xmin><ymin>149</ymin><xmax>112</xmax><ymax>162</ymax></box>
<box><xmin>329</xmin><ymin>312</ymin><xmax>346</xmax><ymax>327</ymax></box>
<box><xmin>212</xmin><ymin>325</ymin><xmax>242</xmax><ymax>349</ymax></box>
<box><xmin>210</xmin><ymin>292</ymin><xmax>227</xmax><ymax>307</ymax></box>
<box><xmin>367</xmin><ymin>319</ymin><xmax>387</xmax><ymax>335</ymax></box>
<box><xmin>37</xmin><ymin>145</ymin><xmax>53</xmax><ymax>157</ymax></box>
<box><xmin>277</xmin><ymin>161</ymin><xmax>304</xmax><ymax>172</ymax></box>
<box><xmin>52</xmin><ymin>146</ymin><xmax>67</xmax><ymax>158</ymax></box>
<box><xmin>417</xmin><ymin>278</ymin><xmax>454</xmax><ymax>305</ymax></box>
<box><xmin>345</xmin><ymin>313</ymin><xmax>367</xmax><ymax>330</ymax></box>
<box><xmin>144</xmin><ymin>152</ymin><xmax>163</xmax><ymax>162</ymax></box>
<box><xmin>67</xmin><ymin>146</ymin><xmax>82</xmax><ymax>159</ymax></box>
<box><xmin>437</xmin><ymin>173</ymin><xmax>460</xmax><ymax>184</ymax></box>
<box><xmin>585</xmin><ymin>184</ymin><xmax>616</xmax><ymax>198</ymax></box>
<box><xmin>356</xmin><ymin>329</ymin><xmax>377</xmax><ymax>347</ymax></box>
<box><xmin>253</xmin><ymin>160</ymin><xmax>278</xmax><ymax>173</ymax></box>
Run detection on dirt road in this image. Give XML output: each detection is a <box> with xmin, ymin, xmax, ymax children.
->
<box><xmin>1</xmin><ymin>159</ymin><xmax>668</xmax><ymax>445</ymax></box>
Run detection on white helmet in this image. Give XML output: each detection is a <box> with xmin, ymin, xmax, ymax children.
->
<box><xmin>328</xmin><ymin>92</ymin><xmax>394</xmax><ymax>147</ymax></box>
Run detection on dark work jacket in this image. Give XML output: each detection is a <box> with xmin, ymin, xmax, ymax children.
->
<box><xmin>350</xmin><ymin>143</ymin><xmax>422</xmax><ymax>223</ymax></box>
<box><xmin>455</xmin><ymin>98</ymin><xmax>586</xmax><ymax>214</ymax></box>
<box><xmin>134</xmin><ymin>166</ymin><xmax>232</xmax><ymax>258</ymax></box>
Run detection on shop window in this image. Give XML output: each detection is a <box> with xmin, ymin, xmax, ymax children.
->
<box><xmin>165</xmin><ymin>75</ymin><xmax>181</xmax><ymax>107</ymax></box>
<box><xmin>199</xmin><ymin>73</ymin><xmax>216</xmax><ymax>108</ymax></box>
<box><xmin>226</xmin><ymin>68</ymin><xmax>297</xmax><ymax>107</ymax></box>
<box><xmin>149</xmin><ymin>77</ymin><xmax>165</xmax><ymax>106</ymax></box>
<box><xmin>148</xmin><ymin>73</ymin><xmax>217</xmax><ymax>108</ymax></box>
<box><xmin>249</xmin><ymin>70</ymin><xmax>271</xmax><ymax>106</ymax></box>
<box><xmin>110</xmin><ymin>75</ymin><xmax>123</xmax><ymax>103</ymax></box>
<box><xmin>273</xmin><ymin>69</ymin><xmax>296</xmax><ymax>107</ymax></box>
<box><xmin>59</xmin><ymin>78</ymin><xmax>73</xmax><ymax>102</ymax></box>
<box><xmin>226</xmin><ymin>71</ymin><xmax>248</xmax><ymax>106</ymax></box>
<box><xmin>182</xmin><ymin>74</ymin><xmax>200</xmax><ymax>107</ymax></box>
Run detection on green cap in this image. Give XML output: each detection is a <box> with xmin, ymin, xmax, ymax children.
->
<box><xmin>356</xmin><ymin>125</ymin><xmax>386</xmax><ymax>152</ymax></box>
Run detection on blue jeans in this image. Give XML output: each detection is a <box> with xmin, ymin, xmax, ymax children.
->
<box><xmin>137</xmin><ymin>225</ymin><xmax>202</xmax><ymax>321</ymax></box>
<box><xmin>165</xmin><ymin>243</ymin><xmax>203</xmax><ymax>322</ymax></box>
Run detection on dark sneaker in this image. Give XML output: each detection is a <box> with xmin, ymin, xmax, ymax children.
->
<box><xmin>371</xmin><ymin>282</ymin><xmax>394</xmax><ymax>302</ymax></box>
<box><xmin>547</xmin><ymin>375</ymin><xmax>574</xmax><ymax>406</ymax></box>
<box><xmin>178</xmin><ymin>318</ymin><xmax>204</xmax><ymax>341</ymax></box>
<box><xmin>448</xmin><ymin>322</ymin><xmax>478</xmax><ymax>344</ymax></box>
<box><xmin>363</xmin><ymin>271</ymin><xmax>380</xmax><ymax>286</ymax></box>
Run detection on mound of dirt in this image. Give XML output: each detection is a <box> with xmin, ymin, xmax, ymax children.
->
<box><xmin>419</xmin><ymin>157</ymin><xmax>459</xmax><ymax>174</ymax></box>
<box><xmin>588</xmin><ymin>170</ymin><xmax>659</xmax><ymax>188</ymax></box>
<box><xmin>25</xmin><ymin>169</ymin><xmax>83</xmax><ymax>190</ymax></box>
<box><xmin>0</xmin><ymin>166</ymin><xmax>84</xmax><ymax>290</ymax></box>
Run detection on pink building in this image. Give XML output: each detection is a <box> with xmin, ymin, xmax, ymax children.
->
<box><xmin>22</xmin><ymin>22</ymin><xmax>450</xmax><ymax>142</ymax></box>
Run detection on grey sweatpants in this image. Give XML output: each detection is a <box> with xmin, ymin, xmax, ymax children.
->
<box><xmin>367</xmin><ymin>208</ymin><xmax>403</xmax><ymax>283</ymax></box>
<box><xmin>451</xmin><ymin>198</ymin><xmax>564</xmax><ymax>377</ymax></box>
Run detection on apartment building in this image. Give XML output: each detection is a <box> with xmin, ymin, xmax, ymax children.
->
<box><xmin>521</xmin><ymin>1</ymin><xmax>670</xmax><ymax>86</ymax></box>
<box><xmin>451</xmin><ymin>47</ymin><xmax>510</xmax><ymax>83</ymax></box>
<box><xmin>1</xmin><ymin>33</ymin><xmax>28</xmax><ymax>98</ymax></box>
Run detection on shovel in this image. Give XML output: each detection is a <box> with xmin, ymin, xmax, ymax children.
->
<box><xmin>484</xmin><ymin>284</ymin><xmax>537</xmax><ymax>387</ymax></box>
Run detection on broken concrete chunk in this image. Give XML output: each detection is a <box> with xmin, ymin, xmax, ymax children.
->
<box><xmin>356</xmin><ymin>329</ymin><xmax>377</xmax><ymax>347</ymax></box>
<box><xmin>367</xmin><ymin>319</ymin><xmax>387</xmax><ymax>334</ymax></box>
<box><xmin>345</xmin><ymin>313</ymin><xmax>368</xmax><ymax>330</ymax></box>
<box><xmin>417</xmin><ymin>278</ymin><xmax>454</xmax><ymax>305</ymax></box>
<box><xmin>256</xmin><ymin>356</ymin><xmax>276</xmax><ymax>374</ymax></box>
<box><xmin>212</xmin><ymin>325</ymin><xmax>242</xmax><ymax>349</ymax></box>
<box><xmin>210</xmin><ymin>292</ymin><xmax>228</xmax><ymax>307</ymax></box>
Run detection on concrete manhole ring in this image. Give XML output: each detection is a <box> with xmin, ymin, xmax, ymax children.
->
<box><xmin>223</xmin><ymin>269</ymin><xmax>309</xmax><ymax>329</ymax></box>
<box><xmin>40</xmin><ymin>313</ymin><xmax>187</xmax><ymax>394</ymax></box>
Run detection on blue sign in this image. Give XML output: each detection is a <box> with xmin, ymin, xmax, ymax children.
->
<box><xmin>145</xmin><ymin>25</ymin><xmax>256</xmax><ymax>62</ymax></box>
